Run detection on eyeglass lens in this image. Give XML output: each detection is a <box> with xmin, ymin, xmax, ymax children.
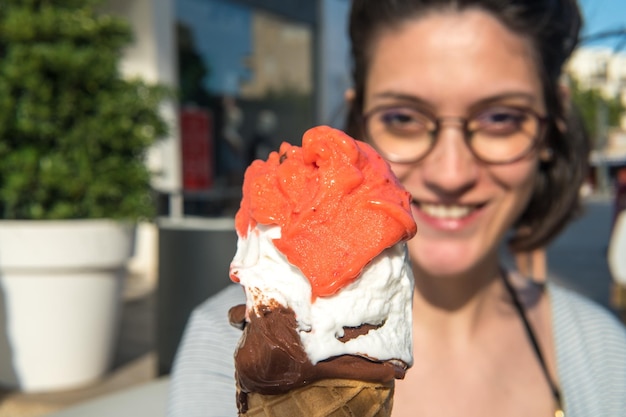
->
<box><xmin>365</xmin><ymin>106</ymin><xmax>543</xmax><ymax>164</ymax></box>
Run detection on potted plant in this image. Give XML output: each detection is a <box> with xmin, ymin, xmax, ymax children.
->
<box><xmin>0</xmin><ymin>0</ymin><xmax>168</xmax><ymax>392</ymax></box>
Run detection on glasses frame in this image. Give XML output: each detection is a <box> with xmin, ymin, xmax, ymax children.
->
<box><xmin>362</xmin><ymin>105</ymin><xmax>550</xmax><ymax>165</ymax></box>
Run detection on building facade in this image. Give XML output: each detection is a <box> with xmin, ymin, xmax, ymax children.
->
<box><xmin>109</xmin><ymin>0</ymin><xmax>351</xmax><ymax>216</ymax></box>
<box><xmin>567</xmin><ymin>46</ymin><xmax>626</xmax><ymax>192</ymax></box>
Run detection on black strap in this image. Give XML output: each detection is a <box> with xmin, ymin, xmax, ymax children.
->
<box><xmin>500</xmin><ymin>267</ymin><xmax>563</xmax><ymax>413</ymax></box>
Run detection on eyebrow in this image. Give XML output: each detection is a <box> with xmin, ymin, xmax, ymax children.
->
<box><xmin>370</xmin><ymin>91</ymin><xmax>538</xmax><ymax>110</ymax></box>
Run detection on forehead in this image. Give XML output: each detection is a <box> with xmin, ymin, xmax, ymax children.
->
<box><xmin>365</xmin><ymin>9</ymin><xmax>544</xmax><ymax>111</ymax></box>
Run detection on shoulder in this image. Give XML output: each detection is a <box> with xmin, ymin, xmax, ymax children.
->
<box><xmin>548</xmin><ymin>282</ymin><xmax>626</xmax><ymax>414</ymax></box>
<box><xmin>167</xmin><ymin>284</ymin><xmax>245</xmax><ymax>417</ymax></box>
<box><xmin>190</xmin><ymin>283</ymin><xmax>246</xmax><ymax>324</ymax></box>
<box><xmin>174</xmin><ymin>283</ymin><xmax>245</xmax><ymax>357</ymax></box>
<box><xmin>549</xmin><ymin>282</ymin><xmax>626</xmax><ymax>342</ymax></box>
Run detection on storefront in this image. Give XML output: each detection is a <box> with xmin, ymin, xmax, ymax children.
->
<box><xmin>176</xmin><ymin>0</ymin><xmax>316</xmax><ymax>194</ymax></box>
<box><xmin>112</xmin><ymin>0</ymin><xmax>351</xmax><ymax>216</ymax></box>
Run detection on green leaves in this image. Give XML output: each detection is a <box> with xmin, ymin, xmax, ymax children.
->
<box><xmin>0</xmin><ymin>0</ymin><xmax>169</xmax><ymax>220</ymax></box>
<box><xmin>570</xmin><ymin>77</ymin><xmax>624</xmax><ymax>147</ymax></box>
<box><xmin>0</xmin><ymin>1</ymin><xmax>131</xmax><ymax>47</ymax></box>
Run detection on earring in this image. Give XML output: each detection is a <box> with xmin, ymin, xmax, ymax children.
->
<box><xmin>539</xmin><ymin>147</ymin><xmax>554</xmax><ymax>162</ymax></box>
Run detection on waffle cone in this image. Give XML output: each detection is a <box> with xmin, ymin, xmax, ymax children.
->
<box><xmin>239</xmin><ymin>378</ymin><xmax>394</xmax><ymax>417</ymax></box>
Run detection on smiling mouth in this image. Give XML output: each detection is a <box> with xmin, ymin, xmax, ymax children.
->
<box><xmin>413</xmin><ymin>201</ymin><xmax>481</xmax><ymax>220</ymax></box>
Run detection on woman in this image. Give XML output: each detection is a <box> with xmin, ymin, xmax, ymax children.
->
<box><xmin>342</xmin><ymin>1</ymin><xmax>626</xmax><ymax>416</ymax></box>
<box><xmin>168</xmin><ymin>1</ymin><xmax>626</xmax><ymax>416</ymax></box>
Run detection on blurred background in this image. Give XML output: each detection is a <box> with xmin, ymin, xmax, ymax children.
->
<box><xmin>0</xmin><ymin>0</ymin><xmax>624</xmax><ymax>416</ymax></box>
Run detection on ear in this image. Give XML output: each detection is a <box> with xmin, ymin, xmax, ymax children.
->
<box><xmin>539</xmin><ymin>147</ymin><xmax>554</xmax><ymax>162</ymax></box>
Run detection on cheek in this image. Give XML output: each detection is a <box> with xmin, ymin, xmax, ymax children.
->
<box><xmin>491</xmin><ymin>159</ymin><xmax>539</xmax><ymax>214</ymax></box>
<box><xmin>388</xmin><ymin>163</ymin><xmax>413</xmax><ymax>186</ymax></box>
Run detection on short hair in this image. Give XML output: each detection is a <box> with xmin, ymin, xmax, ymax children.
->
<box><xmin>344</xmin><ymin>0</ymin><xmax>589</xmax><ymax>251</ymax></box>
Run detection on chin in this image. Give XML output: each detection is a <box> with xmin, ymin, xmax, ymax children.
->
<box><xmin>410</xmin><ymin>239</ymin><xmax>485</xmax><ymax>279</ymax></box>
<box><xmin>417</xmin><ymin>261</ymin><xmax>475</xmax><ymax>280</ymax></box>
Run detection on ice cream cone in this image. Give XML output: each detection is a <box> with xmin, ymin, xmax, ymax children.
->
<box><xmin>231</xmin><ymin>127</ymin><xmax>414</xmax><ymax>416</ymax></box>
<box><xmin>239</xmin><ymin>378</ymin><xmax>394</xmax><ymax>417</ymax></box>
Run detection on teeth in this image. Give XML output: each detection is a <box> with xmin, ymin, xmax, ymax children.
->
<box><xmin>420</xmin><ymin>204</ymin><xmax>474</xmax><ymax>219</ymax></box>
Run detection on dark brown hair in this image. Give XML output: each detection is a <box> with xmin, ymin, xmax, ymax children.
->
<box><xmin>345</xmin><ymin>0</ymin><xmax>589</xmax><ymax>251</ymax></box>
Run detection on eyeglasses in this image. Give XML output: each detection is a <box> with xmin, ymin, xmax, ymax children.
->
<box><xmin>363</xmin><ymin>105</ymin><xmax>548</xmax><ymax>165</ymax></box>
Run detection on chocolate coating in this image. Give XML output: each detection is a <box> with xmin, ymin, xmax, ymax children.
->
<box><xmin>229</xmin><ymin>302</ymin><xmax>407</xmax><ymax>412</ymax></box>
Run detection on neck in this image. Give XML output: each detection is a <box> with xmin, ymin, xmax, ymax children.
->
<box><xmin>411</xmin><ymin>256</ymin><xmax>506</xmax><ymax>341</ymax></box>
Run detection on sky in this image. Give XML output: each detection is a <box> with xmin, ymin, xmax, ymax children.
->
<box><xmin>579</xmin><ymin>0</ymin><xmax>626</xmax><ymax>50</ymax></box>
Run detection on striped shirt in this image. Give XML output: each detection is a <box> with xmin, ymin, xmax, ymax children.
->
<box><xmin>550</xmin><ymin>284</ymin><xmax>626</xmax><ymax>415</ymax></box>
<box><xmin>167</xmin><ymin>282</ymin><xmax>626</xmax><ymax>416</ymax></box>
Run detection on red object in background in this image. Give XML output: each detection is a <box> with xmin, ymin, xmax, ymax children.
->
<box><xmin>180</xmin><ymin>108</ymin><xmax>213</xmax><ymax>191</ymax></box>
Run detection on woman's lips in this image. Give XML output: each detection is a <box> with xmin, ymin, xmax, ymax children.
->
<box><xmin>411</xmin><ymin>200</ymin><xmax>485</xmax><ymax>231</ymax></box>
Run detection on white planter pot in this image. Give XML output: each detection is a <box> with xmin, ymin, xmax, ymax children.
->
<box><xmin>0</xmin><ymin>219</ymin><xmax>135</xmax><ymax>392</ymax></box>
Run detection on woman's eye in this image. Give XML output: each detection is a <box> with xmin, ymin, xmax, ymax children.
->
<box><xmin>379</xmin><ymin>109</ymin><xmax>428</xmax><ymax>132</ymax></box>
<box><xmin>474</xmin><ymin>109</ymin><xmax>526</xmax><ymax>134</ymax></box>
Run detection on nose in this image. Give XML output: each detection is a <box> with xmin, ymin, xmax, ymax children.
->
<box><xmin>420</xmin><ymin>125</ymin><xmax>479</xmax><ymax>196</ymax></box>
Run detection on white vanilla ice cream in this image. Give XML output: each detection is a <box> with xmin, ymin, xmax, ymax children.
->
<box><xmin>230</xmin><ymin>224</ymin><xmax>414</xmax><ymax>366</ymax></box>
